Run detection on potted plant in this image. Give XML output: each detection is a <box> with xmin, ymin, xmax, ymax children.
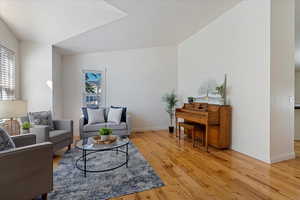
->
<box><xmin>216</xmin><ymin>84</ymin><xmax>225</xmax><ymax>98</ymax></box>
<box><xmin>162</xmin><ymin>90</ymin><xmax>178</xmax><ymax>133</ymax></box>
<box><xmin>22</xmin><ymin>122</ymin><xmax>31</xmax><ymax>134</ymax></box>
<box><xmin>98</xmin><ymin>128</ymin><xmax>112</xmax><ymax>141</ymax></box>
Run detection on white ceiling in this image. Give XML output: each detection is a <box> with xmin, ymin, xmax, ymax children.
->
<box><xmin>0</xmin><ymin>0</ymin><xmax>126</xmax><ymax>44</ymax></box>
<box><xmin>57</xmin><ymin>0</ymin><xmax>241</xmax><ymax>54</ymax></box>
<box><xmin>0</xmin><ymin>0</ymin><xmax>241</xmax><ymax>55</ymax></box>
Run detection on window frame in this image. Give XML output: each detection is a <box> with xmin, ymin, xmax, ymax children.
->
<box><xmin>0</xmin><ymin>44</ymin><xmax>16</xmax><ymax>101</ymax></box>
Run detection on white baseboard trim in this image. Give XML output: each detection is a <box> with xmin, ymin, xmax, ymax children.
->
<box><xmin>270</xmin><ymin>152</ymin><xmax>295</xmax><ymax>164</ymax></box>
<box><xmin>132</xmin><ymin>126</ymin><xmax>167</xmax><ymax>132</ymax></box>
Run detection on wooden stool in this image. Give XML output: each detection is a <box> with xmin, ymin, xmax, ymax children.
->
<box><xmin>193</xmin><ymin>125</ymin><xmax>205</xmax><ymax>147</ymax></box>
<box><xmin>177</xmin><ymin>122</ymin><xmax>205</xmax><ymax>148</ymax></box>
<box><xmin>177</xmin><ymin>122</ymin><xmax>196</xmax><ymax>147</ymax></box>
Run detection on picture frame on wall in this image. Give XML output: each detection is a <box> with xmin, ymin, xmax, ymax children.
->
<box><xmin>82</xmin><ymin>69</ymin><xmax>106</xmax><ymax>108</ymax></box>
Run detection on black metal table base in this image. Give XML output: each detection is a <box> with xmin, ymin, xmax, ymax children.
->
<box><xmin>75</xmin><ymin>143</ymin><xmax>129</xmax><ymax>177</ymax></box>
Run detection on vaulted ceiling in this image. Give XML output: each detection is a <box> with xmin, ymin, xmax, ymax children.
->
<box><xmin>0</xmin><ymin>0</ymin><xmax>241</xmax><ymax>55</ymax></box>
<box><xmin>0</xmin><ymin>0</ymin><xmax>126</xmax><ymax>45</ymax></box>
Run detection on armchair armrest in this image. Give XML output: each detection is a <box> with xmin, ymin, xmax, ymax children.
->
<box><xmin>11</xmin><ymin>134</ymin><xmax>36</xmax><ymax>148</ymax></box>
<box><xmin>53</xmin><ymin>120</ymin><xmax>73</xmax><ymax>131</ymax></box>
<box><xmin>126</xmin><ymin>114</ymin><xmax>132</xmax><ymax>134</ymax></box>
<box><xmin>30</xmin><ymin>125</ymin><xmax>50</xmax><ymax>143</ymax></box>
<box><xmin>53</xmin><ymin>119</ymin><xmax>73</xmax><ymax>140</ymax></box>
<box><xmin>0</xmin><ymin>142</ymin><xmax>53</xmax><ymax>200</ymax></box>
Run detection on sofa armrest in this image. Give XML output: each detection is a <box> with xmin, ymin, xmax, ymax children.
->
<box><xmin>0</xmin><ymin>142</ymin><xmax>53</xmax><ymax>200</ymax></box>
<box><xmin>79</xmin><ymin>117</ymin><xmax>85</xmax><ymax>139</ymax></box>
<box><xmin>126</xmin><ymin>114</ymin><xmax>132</xmax><ymax>134</ymax></box>
<box><xmin>11</xmin><ymin>134</ymin><xmax>36</xmax><ymax>148</ymax></box>
<box><xmin>30</xmin><ymin>125</ymin><xmax>50</xmax><ymax>143</ymax></box>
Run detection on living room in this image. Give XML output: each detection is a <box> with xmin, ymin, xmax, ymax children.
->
<box><xmin>0</xmin><ymin>0</ymin><xmax>299</xmax><ymax>200</ymax></box>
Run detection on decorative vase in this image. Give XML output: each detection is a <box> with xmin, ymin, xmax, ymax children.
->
<box><xmin>22</xmin><ymin>129</ymin><xmax>29</xmax><ymax>134</ymax></box>
<box><xmin>188</xmin><ymin>97</ymin><xmax>194</xmax><ymax>104</ymax></box>
<box><xmin>100</xmin><ymin>135</ymin><xmax>109</xmax><ymax>141</ymax></box>
<box><xmin>169</xmin><ymin>126</ymin><xmax>174</xmax><ymax>133</ymax></box>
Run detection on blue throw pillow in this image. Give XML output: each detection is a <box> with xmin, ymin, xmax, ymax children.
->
<box><xmin>111</xmin><ymin>106</ymin><xmax>127</xmax><ymax>122</ymax></box>
<box><xmin>0</xmin><ymin>127</ymin><xmax>16</xmax><ymax>151</ymax></box>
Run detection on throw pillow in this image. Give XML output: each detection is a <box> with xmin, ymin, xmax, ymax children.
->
<box><xmin>108</xmin><ymin>108</ymin><xmax>123</xmax><ymax>124</ymax></box>
<box><xmin>0</xmin><ymin>128</ymin><xmax>16</xmax><ymax>151</ymax></box>
<box><xmin>111</xmin><ymin>106</ymin><xmax>127</xmax><ymax>122</ymax></box>
<box><xmin>82</xmin><ymin>107</ymin><xmax>89</xmax><ymax>124</ymax></box>
<box><xmin>28</xmin><ymin>111</ymin><xmax>54</xmax><ymax>129</ymax></box>
<box><xmin>87</xmin><ymin>108</ymin><xmax>105</xmax><ymax>124</ymax></box>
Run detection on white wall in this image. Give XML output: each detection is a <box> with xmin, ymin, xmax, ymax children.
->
<box><xmin>62</xmin><ymin>46</ymin><xmax>177</xmax><ymax>135</ymax></box>
<box><xmin>0</xmin><ymin>18</ymin><xmax>20</xmax><ymax>99</ymax></box>
<box><xmin>295</xmin><ymin>72</ymin><xmax>300</xmax><ymax>140</ymax></box>
<box><xmin>178</xmin><ymin>0</ymin><xmax>271</xmax><ymax>162</ymax></box>
<box><xmin>178</xmin><ymin>0</ymin><xmax>295</xmax><ymax>163</ymax></box>
<box><xmin>20</xmin><ymin>41</ymin><xmax>53</xmax><ymax>112</ymax></box>
<box><xmin>270</xmin><ymin>0</ymin><xmax>295</xmax><ymax>163</ymax></box>
<box><xmin>52</xmin><ymin>47</ymin><xmax>63</xmax><ymax>119</ymax></box>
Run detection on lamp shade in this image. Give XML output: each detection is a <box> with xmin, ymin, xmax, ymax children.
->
<box><xmin>0</xmin><ymin>100</ymin><xmax>27</xmax><ymax>119</ymax></box>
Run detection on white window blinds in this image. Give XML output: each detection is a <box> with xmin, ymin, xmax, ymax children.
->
<box><xmin>0</xmin><ymin>44</ymin><xmax>16</xmax><ymax>100</ymax></box>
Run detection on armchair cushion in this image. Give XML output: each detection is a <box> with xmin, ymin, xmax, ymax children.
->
<box><xmin>28</xmin><ymin>111</ymin><xmax>54</xmax><ymax>130</ymax></box>
<box><xmin>0</xmin><ymin>128</ymin><xmax>15</xmax><ymax>151</ymax></box>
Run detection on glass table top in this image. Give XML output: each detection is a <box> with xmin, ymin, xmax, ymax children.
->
<box><xmin>75</xmin><ymin>136</ymin><xmax>129</xmax><ymax>151</ymax></box>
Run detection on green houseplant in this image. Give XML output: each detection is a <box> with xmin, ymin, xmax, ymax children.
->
<box><xmin>162</xmin><ymin>90</ymin><xmax>178</xmax><ymax>133</ymax></box>
<box><xmin>22</xmin><ymin>122</ymin><xmax>31</xmax><ymax>134</ymax></box>
<box><xmin>98</xmin><ymin>128</ymin><xmax>112</xmax><ymax>141</ymax></box>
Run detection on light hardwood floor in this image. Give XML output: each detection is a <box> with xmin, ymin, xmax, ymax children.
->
<box><xmin>53</xmin><ymin>131</ymin><xmax>300</xmax><ymax>200</ymax></box>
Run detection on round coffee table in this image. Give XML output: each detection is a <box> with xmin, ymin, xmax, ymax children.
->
<box><xmin>75</xmin><ymin>136</ymin><xmax>129</xmax><ymax>177</ymax></box>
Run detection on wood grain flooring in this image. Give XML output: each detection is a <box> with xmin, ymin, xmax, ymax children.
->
<box><xmin>53</xmin><ymin>131</ymin><xmax>300</xmax><ymax>200</ymax></box>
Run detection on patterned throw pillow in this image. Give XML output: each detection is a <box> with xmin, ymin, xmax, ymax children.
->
<box><xmin>28</xmin><ymin>111</ymin><xmax>54</xmax><ymax>130</ymax></box>
<box><xmin>0</xmin><ymin>127</ymin><xmax>16</xmax><ymax>151</ymax></box>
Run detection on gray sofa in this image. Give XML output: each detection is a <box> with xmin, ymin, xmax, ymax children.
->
<box><xmin>0</xmin><ymin>134</ymin><xmax>53</xmax><ymax>200</ymax></box>
<box><xmin>79</xmin><ymin>110</ymin><xmax>132</xmax><ymax>139</ymax></box>
<box><xmin>21</xmin><ymin>116</ymin><xmax>73</xmax><ymax>152</ymax></box>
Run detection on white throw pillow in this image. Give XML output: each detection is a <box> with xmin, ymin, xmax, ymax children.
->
<box><xmin>108</xmin><ymin>108</ymin><xmax>123</xmax><ymax>124</ymax></box>
<box><xmin>87</xmin><ymin>108</ymin><xmax>105</xmax><ymax>124</ymax></box>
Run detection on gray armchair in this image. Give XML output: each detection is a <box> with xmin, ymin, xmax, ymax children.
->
<box><xmin>31</xmin><ymin>120</ymin><xmax>74</xmax><ymax>152</ymax></box>
<box><xmin>0</xmin><ymin>134</ymin><xmax>53</xmax><ymax>200</ymax></box>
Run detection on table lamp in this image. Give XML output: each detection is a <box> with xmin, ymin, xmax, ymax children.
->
<box><xmin>0</xmin><ymin>100</ymin><xmax>27</xmax><ymax>135</ymax></box>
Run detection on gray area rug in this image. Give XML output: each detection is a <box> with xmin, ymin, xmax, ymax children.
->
<box><xmin>49</xmin><ymin>142</ymin><xmax>164</xmax><ymax>200</ymax></box>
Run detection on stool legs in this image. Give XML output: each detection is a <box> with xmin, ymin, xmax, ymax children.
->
<box><xmin>192</xmin><ymin>128</ymin><xmax>195</xmax><ymax>147</ymax></box>
<box><xmin>178</xmin><ymin>124</ymin><xmax>181</xmax><ymax>140</ymax></box>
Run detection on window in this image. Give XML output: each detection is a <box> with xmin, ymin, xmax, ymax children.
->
<box><xmin>82</xmin><ymin>70</ymin><xmax>106</xmax><ymax>107</ymax></box>
<box><xmin>0</xmin><ymin>45</ymin><xmax>16</xmax><ymax>100</ymax></box>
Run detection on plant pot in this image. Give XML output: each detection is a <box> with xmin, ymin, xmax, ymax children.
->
<box><xmin>22</xmin><ymin>129</ymin><xmax>29</xmax><ymax>134</ymax></box>
<box><xmin>100</xmin><ymin>135</ymin><xmax>109</xmax><ymax>141</ymax></box>
<box><xmin>169</xmin><ymin>126</ymin><xmax>174</xmax><ymax>133</ymax></box>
